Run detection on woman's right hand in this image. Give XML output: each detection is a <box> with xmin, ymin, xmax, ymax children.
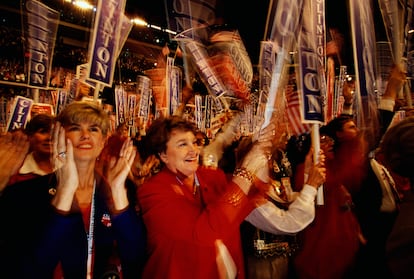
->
<box><xmin>305</xmin><ymin>149</ymin><xmax>326</xmax><ymax>188</ymax></box>
<box><xmin>383</xmin><ymin>64</ymin><xmax>407</xmax><ymax>100</ymax></box>
<box><xmin>51</xmin><ymin>122</ymin><xmax>79</xmax><ymax>212</ymax></box>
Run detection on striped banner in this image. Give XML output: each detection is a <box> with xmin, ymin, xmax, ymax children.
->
<box><xmin>204</xmin><ymin>95</ymin><xmax>213</xmax><ymax>131</ymax></box>
<box><xmin>25</xmin><ymin>0</ymin><xmax>59</xmax><ymax>88</ymax></box>
<box><xmin>334</xmin><ymin>65</ymin><xmax>348</xmax><ymax>117</ymax></box>
<box><xmin>257</xmin><ymin>41</ymin><xmax>276</xmax><ymax>128</ymax></box>
<box><xmin>349</xmin><ymin>0</ymin><xmax>380</xmax><ymax>147</ymax></box>
<box><xmin>55</xmin><ymin>89</ymin><xmax>68</xmax><ymax>115</ymax></box>
<box><xmin>117</xmin><ymin>14</ymin><xmax>134</xmax><ymax>57</ymax></box>
<box><xmin>88</xmin><ymin>0</ymin><xmax>126</xmax><ymax>86</ymax></box>
<box><xmin>378</xmin><ymin>0</ymin><xmax>403</xmax><ymax>64</ymax></box>
<box><xmin>261</xmin><ymin>0</ymin><xmax>304</xmax><ymax>129</ymax></box>
<box><xmin>165</xmin><ymin>0</ymin><xmax>217</xmax><ymax>38</ymax></box>
<box><xmin>115</xmin><ymin>85</ymin><xmax>127</xmax><ymax>127</ymax></box>
<box><xmin>284</xmin><ymin>65</ymin><xmax>311</xmax><ymax>137</ymax></box>
<box><xmin>127</xmin><ymin>93</ymin><xmax>137</xmax><ymax>130</ymax></box>
<box><xmin>404</xmin><ymin>0</ymin><xmax>414</xmax><ymax>96</ymax></box>
<box><xmin>286</xmin><ymin>86</ymin><xmax>312</xmax><ymax>136</ymax></box>
<box><xmin>403</xmin><ymin>0</ymin><xmax>414</xmax><ymax>108</ymax></box>
<box><xmin>137</xmin><ymin>75</ymin><xmax>152</xmax><ymax>126</ymax></box>
<box><xmin>183</xmin><ymin>41</ymin><xmax>227</xmax><ymax>99</ymax></box>
<box><xmin>166</xmin><ymin>57</ymin><xmax>182</xmax><ymax>116</ymax></box>
<box><xmin>179</xmin><ymin>40</ymin><xmax>228</xmax><ymax>114</ymax></box>
<box><xmin>195</xmin><ymin>95</ymin><xmax>203</xmax><ymax>130</ymax></box>
<box><xmin>297</xmin><ymin>0</ymin><xmax>325</xmax><ymax>125</ymax></box>
<box><xmin>6</xmin><ymin>96</ymin><xmax>34</xmax><ymax>132</ymax></box>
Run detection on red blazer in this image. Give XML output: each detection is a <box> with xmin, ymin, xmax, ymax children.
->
<box><xmin>137</xmin><ymin>166</ymin><xmax>257</xmax><ymax>279</ymax></box>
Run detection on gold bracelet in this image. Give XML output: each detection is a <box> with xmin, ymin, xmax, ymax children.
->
<box><xmin>233</xmin><ymin>167</ymin><xmax>254</xmax><ymax>184</ymax></box>
<box><xmin>225</xmin><ymin>189</ymin><xmax>245</xmax><ymax>207</ymax></box>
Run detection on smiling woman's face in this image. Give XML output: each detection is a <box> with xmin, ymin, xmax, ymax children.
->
<box><xmin>159</xmin><ymin>129</ymin><xmax>200</xmax><ymax>177</ymax></box>
<box><xmin>64</xmin><ymin>121</ymin><xmax>107</xmax><ymax>163</ymax></box>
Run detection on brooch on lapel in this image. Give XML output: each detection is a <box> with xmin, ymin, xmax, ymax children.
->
<box><xmin>48</xmin><ymin>188</ymin><xmax>56</xmax><ymax>196</ymax></box>
<box><xmin>101</xmin><ymin>213</ymin><xmax>112</xmax><ymax>227</ymax></box>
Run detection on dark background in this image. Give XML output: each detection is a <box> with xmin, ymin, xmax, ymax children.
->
<box><xmin>127</xmin><ymin>0</ymin><xmax>388</xmax><ymax>67</ymax></box>
<box><xmin>0</xmin><ymin>0</ymin><xmax>390</xmax><ymax>84</ymax></box>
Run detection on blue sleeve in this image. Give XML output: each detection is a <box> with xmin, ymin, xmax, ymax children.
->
<box><xmin>32</xmin><ymin>212</ymin><xmax>87</xmax><ymax>278</ymax></box>
<box><xmin>111</xmin><ymin>207</ymin><xmax>147</xmax><ymax>278</ymax></box>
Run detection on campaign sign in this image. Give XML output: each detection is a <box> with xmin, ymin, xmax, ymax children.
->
<box><xmin>6</xmin><ymin>96</ymin><xmax>34</xmax><ymax>132</ymax></box>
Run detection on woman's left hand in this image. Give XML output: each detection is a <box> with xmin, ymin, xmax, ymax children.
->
<box><xmin>241</xmin><ymin>123</ymin><xmax>275</xmax><ymax>182</ymax></box>
<box><xmin>105</xmin><ymin>137</ymin><xmax>136</xmax><ymax>210</ymax></box>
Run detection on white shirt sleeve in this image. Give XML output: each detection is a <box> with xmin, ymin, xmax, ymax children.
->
<box><xmin>245</xmin><ymin>185</ymin><xmax>317</xmax><ymax>234</ymax></box>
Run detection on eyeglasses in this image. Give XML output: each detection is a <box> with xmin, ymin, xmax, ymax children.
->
<box><xmin>320</xmin><ymin>135</ymin><xmax>334</xmax><ymax>144</ymax></box>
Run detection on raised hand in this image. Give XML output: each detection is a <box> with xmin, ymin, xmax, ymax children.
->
<box><xmin>383</xmin><ymin>64</ymin><xmax>407</xmax><ymax>100</ymax></box>
<box><xmin>105</xmin><ymin>137</ymin><xmax>136</xmax><ymax>211</ymax></box>
<box><xmin>51</xmin><ymin>122</ymin><xmax>78</xmax><ymax>212</ymax></box>
<box><xmin>305</xmin><ymin>149</ymin><xmax>326</xmax><ymax>188</ymax></box>
<box><xmin>201</xmin><ymin>113</ymin><xmax>241</xmax><ymax>168</ymax></box>
<box><xmin>241</xmin><ymin>122</ymin><xmax>276</xmax><ymax>182</ymax></box>
<box><xmin>0</xmin><ymin>131</ymin><xmax>29</xmax><ymax>192</ymax></box>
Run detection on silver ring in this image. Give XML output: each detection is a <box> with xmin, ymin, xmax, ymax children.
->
<box><xmin>58</xmin><ymin>151</ymin><xmax>66</xmax><ymax>159</ymax></box>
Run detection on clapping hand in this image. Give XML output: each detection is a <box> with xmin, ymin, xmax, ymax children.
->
<box><xmin>0</xmin><ymin>131</ymin><xmax>29</xmax><ymax>192</ymax></box>
<box><xmin>51</xmin><ymin>122</ymin><xmax>78</xmax><ymax>211</ymax></box>
<box><xmin>105</xmin><ymin>137</ymin><xmax>136</xmax><ymax>211</ymax></box>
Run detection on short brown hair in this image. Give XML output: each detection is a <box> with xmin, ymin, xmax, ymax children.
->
<box><xmin>57</xmin><ymin>101</ymin><xmax>110</xmax><ymax>135</ymax></box>
<box><xmin>144</xmin><ymin>116</ymin><xmax>197</xmax><ymax>159</ymax></box>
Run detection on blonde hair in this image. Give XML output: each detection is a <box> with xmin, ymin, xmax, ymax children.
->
<box><xmin>57</xmin><ymin>101</ymin><xmax>111</xmax><ymax>135</ymax></box>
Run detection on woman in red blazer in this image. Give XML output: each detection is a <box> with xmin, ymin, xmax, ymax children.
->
<box><xmin>137</xmin><ymin>115</ymin><xmax>275</xmax><ymax>279</ymax></box>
